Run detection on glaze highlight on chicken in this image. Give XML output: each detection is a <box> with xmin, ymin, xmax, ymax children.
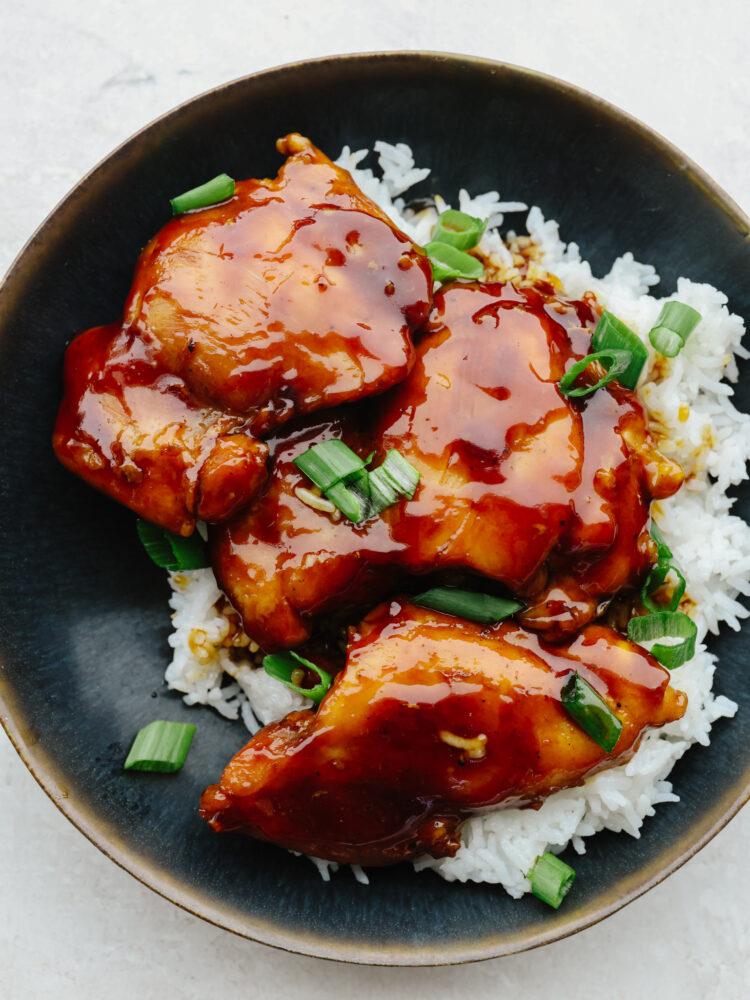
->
<box><xmin>53</xmin><ymin>325</ymin><xmax>270</xmax><ymax>535</ymax></box>
<box><xmin>213</xmin><ymin>280</ymin><xmax>684</xmax><ymax>649</ymax></box>
<box><xmin>199</xmin><ymin>601</ymin><xmax>687</xmax><ymax>866</ymax></box>
<box><xmin>52</xmin><ymin>134</ymin><xmax>433</xmax><ymax>534</ymax></box>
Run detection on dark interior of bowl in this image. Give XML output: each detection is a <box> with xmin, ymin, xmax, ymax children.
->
<box><xmin>0</xmin><ymin>54</ymin><xmax>748</xmax><ymax>965</ymax></box>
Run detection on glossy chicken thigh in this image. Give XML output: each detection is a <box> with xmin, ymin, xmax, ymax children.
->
<box><xmin>200</xmin><ymin>601</ymin><xmax>686</xmax><ymax>865</ymax></box>
<box><xmin>53</xmin><ymin>135</ymin><xmax>432</xmax><ymax>533</ymax></box>
<box><xmin>214</xmin><ymin>281</ymin><xmax>683</xmax><ymax>647</ymax></box>
<box><xmin>123</xmin><ymin>134</ymin><xmax>432</xmax><ymax>431</ymax></box>
<box><xmin>53</xmin><ymin>325</ymin><xmax>270</xmax><ymax>535</ymax></box>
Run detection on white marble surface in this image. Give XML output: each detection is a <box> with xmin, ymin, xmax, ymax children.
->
<box><xmin>2</xmin><ymin>0</ymin><xmax>750</xmax><ymax>995</ymax></box>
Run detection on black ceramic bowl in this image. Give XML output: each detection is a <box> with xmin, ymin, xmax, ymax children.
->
<box><xmin>1</xmin><ymin>53</ymin><xmax>748</xmax><ymax>966</ymax></box>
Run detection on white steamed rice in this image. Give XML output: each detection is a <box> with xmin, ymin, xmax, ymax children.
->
<box><xmin>163</xmin><ymin>141</ymin><xmax>750</xmax><ymax>896</ymax></box>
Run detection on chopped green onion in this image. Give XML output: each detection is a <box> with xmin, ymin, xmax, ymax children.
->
<box><xmin>263</xmin><ymin>650</ymin><xmax>332</xmax><ymax>704</ymax></box>
<box><xmin>380</xmin><ymin>450</ymin><xmax>420</xmax><ymax>498</ymax></box>
<box><xmin>591</xmin><ymin>311</ymin><xmax>648</xmax><ymax>389</ymax></box>
<box><xmin>136</xmin><ymin>519</ymin><xmax>209</xmax><ymax>571</ymax></box>
<box><xmin>649</xmin><ymin>301</ymin><xmax>701</xmax><ymax>358</ymax></box>
<box><xmin>558</xmin><ymin>349</ymin><xmax>633</xmax><ymax>398</ymax></box>
<box><xmin>123</xmin><ymin>720</ymin><xmax>196</xmax><ymax>772</ymax></box>
<box><xmin>640</xmin><ymin>521</ymin><xmax>686</xmax><ymax>613</ymax></box>
<box><xmin>366</xmin><ymin>468</ymin><xmax>398</xmax><ymax>514</ymax></box>
<box><xmin>424</xmin><ymin>241</ymin><xmax>484</xmax><ymax>283</ymax></box>
<box><xmin>642</xmin><ymin>565</ymin><xmax>686</xmax><ymax>614</ymax></box>
<box><xmin>368</xmin><ymin>450</ymin><xmax>420</xmax><ymax>516</ymax></box>
<box><xmin>650</xmin><ymin>521</ymin><xmax>671</xmax><ymax>560</ymax></box>
<box><xmin>627</xmin><ymin>611</ymin><xmax>697</xmax><ymax>669</ymax></box>
<box><xmin>294</xmin><ymin>442</ymin><xmax>420</xmax><ymax>523</ymax></box>
<box><xmin>528</xmin><ymin>852</ymin><xmax>576</xmax><ymax>909</ymax></box>
<box><xmin>413</xmin><ymin>587</ymin><xmax>523</xmax><ymax>625</ymax></box>
<box><xmin>170</xmin><ymin>173</ymin><xmax>235</xmax><ymax>215</ymax></box>
<box><xmin>293</xmin><ymin>440</ymin><xmax>366</xmax><ymax>492</ymax></box>
<box><xmin>432</xmin><ymin>209</ymin><xmax>487</xmax><ymax>251</ymax></box>
<box><xmin>325</xmin><ymin>479</ymin><xmax>368</xmax><ymax>523</ymax></box>
<box><xmin>649</xmin><ymin>326</ymin><xmax>682</xmax><ymax>357</ymax></box>
<box><xmin>560</xmin><ymin>672</ymin><xmax>623</xmax><ymax>753</ymax></box>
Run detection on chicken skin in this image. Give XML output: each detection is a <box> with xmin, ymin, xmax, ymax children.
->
<box><xmin>213</xmin><ymin>281</ymin><xmax>684</xmax><ymax>647</ymax></box>
<box><xmin>53</xmin><ymin>134</ymin><xmax>432</xmax><ymax>533</ymax></box>
<box><xmin>199</xmin><ymin>601</ymin><xmax>686</xmax><ymax>866</ymax></box>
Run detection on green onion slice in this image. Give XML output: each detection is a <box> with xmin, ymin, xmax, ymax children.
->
<box><xmin>649</xmin><ymin>521</ymin><xmax>671</xmax><ymax>560</ymax></box>
<box><xmin>640</xmin><ymin>521</ymin><xmax>686</xmax><ymax>614</ymax></box>
<box><xmin>413</xmin><ymin>587</ymin><xmax>523</xmax><ymax>625</ymax></box>
<box><xmin>325</xmin><ymin>479</ymin><xmax>368</xmax><ymax>523</ymax></box>
<box><xmin>642</xmin><ymin>563</ymin><xmax>686</xmax><ymax>614</ymax></box>
<box><xmin>263</xmin><ymin>650</ymin><xmax>333</xmax><ymax>704</ymax></box>
<box><xmin>424</xmin><ymin>241</ymin><xmax>484</xmax><ymax>283</ymax></box>
<box><xmin>136</xmin><ymin>519</ymin><xmax>209</xmax><ymax>571</ymax></box>
<box><xmin>368</xmin><ymin>450</ymin><xmax>420</xmax><ymax>512</ymax></box>
<box><xmin>294</xmin><ymin>442</ymin><xmax>420</xmax><ymax>523</ymax></box>
<box><xmin>558</xmin><ymin>349</ymin><xmax>632</xmax><ymax>398</ymax></box>
<box><xmin>560</xmin><ymin>672</ymin><xmax>623</xmax><ymax>753</ymax></box>
<box><xmin>170</xmin><ymin>173</ymin><xmax>235</xmax><ymax>215</ymax></box>
<box><xmin>380</xmin><ymin>450</ymin><xmax>420</xmax><ymax>498</ymax></box>
<box><xmin>627</xmin><ymin>611</ymin><xmax>697</xmax><ymax>669</ymax></box>
<box><xmin>123</xmin><ymin>720</ymin><xmax>196</xmax><ymax>772</ymax></box>
<box><xmin>649</xmin><ymin>301</ymin><xmax>701</xmax><ymax>358</ymax></box>
<box><xmin>432</xmin><ymin>209</ymin><xmax>487</xmax><ymax>251</ymax></box>
<box><xmin>293</xmin><ymin>440</ymin><xmax>366</xmax><ymax>492</ymax></box>
<box><xmin>528</xmin><ymin>852</ymin><xmax>576</xmax><ymax>909</ymax></box>
<box><xmin>591</xmin><ymin>311</ymin><xmax>648</xmax><ymax>390</ymax></box>
<box><xmin>366</xmin><ymin>470</ymin><xmax>397</xmax><ymax>517</ymax></box>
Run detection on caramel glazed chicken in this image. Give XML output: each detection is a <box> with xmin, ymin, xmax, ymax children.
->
<box><xmin>53</xmin><ymin>134</ymin><xmax>689</xmax><ymax>868</ymax></box>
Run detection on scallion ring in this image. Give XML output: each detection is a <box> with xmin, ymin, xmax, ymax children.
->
<box><xmin>413</xmin><ymin>587</ymin><xmax>523</xmax><ymax>625</ymax></box>
<box><xmin>649</xmin><ymin>521</ymin><xmax>671</xmax><ymax>561</ymax></box>
<box><xmin>263</xmin><ymin>650</ymin><xmax>333</xmax><ymax>703</ymax></box>
<box><xmin>368</xmin><ymin>449</ymin><xmax>421</xmax><ymax>516</ymax></box>
<box><xmin>431</xmin><ymin>209</ymin><xmax>487</xmax><ymax>251</ymax></box>
<box><xmin>640</xmin><ymin>521</ymin><xmax>687</xmax><ymax>614</ymax></box>
<box><xmin>324</xmin><ymin>478</ymin><xmax>369</xmax><ymax>523</ymax></box>
<box><xmin>560</xmin><ymin>672</ymin><xmax>623</xmax><ymax>753</ymax></box>
<box><xmin>627</xmin><ymin>611</ymin><xmax>697</xmax><ymax>669</ymax></box>
<box><xmin>294</xmin><ymin>442</ymin><xmax>420</xmax><ymax>523</ymax></box>
<box><xmin>293</xmin><ymin>439</ymin><xmax>367</xmax><ymax>492</ymax></box>
<box><xmin>528</xmin><ymin>852</ymin><xmax>576</xmax><ymax>909</ymax></box>
<box><xmin>558</xmin><ymin>349</ymin><xmax>632</xmax><ymax>398</ymax></box>
<box><xmin>136</xmin><ymin>519</ymin><xmax>209</xmax><ymax>572</ymax></box>
<box><xmin>170</xmin><ymin>173</ymin><xmax>235</xmax><ymax>215</ymax></box>
<box><xmin>591</xmin><ymin>311</ymin><xmax>648</xmax><ymax>390</ymax></box>
<box><xmin>649</xmin><ymin>301</ymin><xmax>701</xmax><ymax>358</ymax></box>
<box><xmin>424</xmin><ymin>241</ymin><xmax>484</xmax><ymax>283</ymax></box>
<box><xmin>123</xmin><ymin>720</ymin><xmax>196</xmax><ymax>772</ymax></box>
<box><xmin>642</xmin><ymin>565</ymin><xmax>687</xmax><ymax>614</ymax></box>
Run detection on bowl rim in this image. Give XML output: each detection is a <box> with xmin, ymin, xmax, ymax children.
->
<box><xmin>1</xmin><ymin>49</ymin><xmax>749</xmax><ymax>967</ymax></box>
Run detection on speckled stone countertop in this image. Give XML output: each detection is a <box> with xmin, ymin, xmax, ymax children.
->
<box><xmin>2</xmin><ymin>1</ymin><xmax>749</xmax><ymax>996</ymax></box>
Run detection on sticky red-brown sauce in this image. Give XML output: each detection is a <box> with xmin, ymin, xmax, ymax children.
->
<box><xmin>199</xmin><ymin>601</ymin><xmax>686</xmax><ymax>865</ymax></box>
<box><xmin>52</xmin><ymin>134</ymin><xmax>433</xmax><ymax>534</ymax></box>
<box><xmin>213</xmin><ymin>280</ymin><xmax>684</xmax><ymax>649</ymax></box>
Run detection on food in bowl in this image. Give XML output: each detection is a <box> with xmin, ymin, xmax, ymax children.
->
<box><xmin>52</xmin><ymin>133</ymin><xmax>748</xmax><ymax>902</ymax></box>
<box><xmin>53</xmin><ymin>135</ymin><xmax>432</xmax><ymax>535</ymax></box>
<box><xmin>200</xmin><ymin>602</ymin><xmax>686</xmax><ymax>867</ymax></box>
